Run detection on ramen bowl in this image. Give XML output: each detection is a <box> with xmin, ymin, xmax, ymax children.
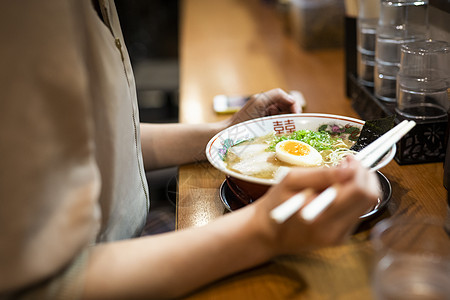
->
<box><xmin>206</xmin><ymin>113</ymin><xmax>395</xmax><ymax>206</ymax></box>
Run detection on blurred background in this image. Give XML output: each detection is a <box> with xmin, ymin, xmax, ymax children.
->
<box><xmin>115</xmin><ymin>0</ymin><xmax>180</xmax><ymax>124</ymax></box>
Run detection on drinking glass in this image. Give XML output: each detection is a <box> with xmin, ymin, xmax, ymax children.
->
<box><xmin>357</xmin><ymin>0</ymin><xmax>379</xmax><ymax>87</ymax></box>
<box><xmin>371</xmin><ymin>217</ymin><xmax>450</xmax><ymax>300</ymax></box>
<box><xmin>396</xmin><ymin>40</ymin><xmax>450</xmax><ymax>119</ymax></box>
<box><xmin>374</xmin><ymin>0</ymin><xmax>429</xmax><ymax>102</ymax></box>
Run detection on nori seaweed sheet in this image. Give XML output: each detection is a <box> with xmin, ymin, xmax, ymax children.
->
<box><xmin>350</xmin><ymin>115</ymin><xmax>396</xmax><ymax>152</ymax></box>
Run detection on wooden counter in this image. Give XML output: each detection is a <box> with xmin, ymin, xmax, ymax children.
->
<box><xmin>177</xmin><ymin>0</ymin><xmax>448</xmax><ymax>298</ymax></box>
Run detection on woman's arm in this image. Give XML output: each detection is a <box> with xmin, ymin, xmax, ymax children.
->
<box><xmin>82</xmin><ymin>158</ymin><xmax>380</xmax><ymax>299</ymax></box>
<box><xmin>140</xmin><ymin>88</ymin><xmax>300</xmax><ymax>170</ymax></box>
<box><xmin>140</xmin><ymin>121</ymin><xmax>225</xmax><ymax>170</ymax></box>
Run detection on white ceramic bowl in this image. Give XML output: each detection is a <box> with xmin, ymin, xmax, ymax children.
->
<box><xmin>206</xmin><ymin>113</ymin><xmax>395</xmax><ymax>203</ymax></box>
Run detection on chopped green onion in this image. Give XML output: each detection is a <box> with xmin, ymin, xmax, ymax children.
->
<box><xmin>267</xmin><ymin>130</ymin><xmax>341</xmax><ymax>152</ymax></box>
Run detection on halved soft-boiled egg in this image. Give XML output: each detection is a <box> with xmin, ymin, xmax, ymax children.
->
<box><xmin>275</xmin><ymin>140</ymin><xmax>323</xmax><ymax>167</ymax></box>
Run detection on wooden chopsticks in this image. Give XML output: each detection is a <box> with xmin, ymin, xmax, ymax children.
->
<box><xmin>270</xmin><ymin>120</ymin><xmax>416</xmax><ymax>224</ymax></box>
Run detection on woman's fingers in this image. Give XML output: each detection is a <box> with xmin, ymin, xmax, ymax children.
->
<box><xmin>298</xmin><ymin>163</ymin><xmax>380</xmax><ymax>246</ymax></box>
<box><xmin>304</xmin><ymin>159</ymin><xmax>380</xmax><ymax>224</ymax></box>
<box><xmin>257</xmin><ymin>167</ymin><xmax>350</xmax><ymax>214</ymax></box>
<box><xmin>253</xmin><ymin>88</ymin><xmax>299</xmax><ymax>114</ymax></box>
<box><xmin>258</xmin><ymin>159</ymin><xmax>381</xmax><ymax>253</ymax></box>
<box><xmin>278</xmin><ymin>165</ymin><xmax>357</xmax><ymax>195</ymax></box>
<box><xmin>228</xmin><ymin>88</ymin><xmax>300</xmax><ymax>126</ymax></box>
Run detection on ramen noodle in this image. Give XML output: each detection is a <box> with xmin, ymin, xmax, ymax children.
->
<box><xmin>224</xmin><ymin>130</ymin><xmax>357</xmax><ymax>180</ymax></box>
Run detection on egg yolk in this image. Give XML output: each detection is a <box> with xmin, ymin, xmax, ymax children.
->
<box><xmin>280</xmin><ymin>141</ymin><xmax>310</xmax><ymax>156</ymax></box>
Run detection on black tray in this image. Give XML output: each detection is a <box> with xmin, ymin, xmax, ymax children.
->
<box><xmin>219</xmin><ymin>171</ymin><xmax>392</xmax><ymax>222</ymax></box>
<box><xmin>347</xmin><ymin>73</ymin><xmax>448</xmax><ymax>164</ymax></box>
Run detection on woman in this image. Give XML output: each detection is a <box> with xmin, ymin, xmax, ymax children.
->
<box><xmin>0</xmin><ymin>1</ymin><xmax>380</xmax><ymax>299</ymax></box>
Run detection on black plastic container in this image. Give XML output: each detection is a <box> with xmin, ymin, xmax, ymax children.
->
<box><xmin>347</xmin><ymin>73</ymin><xmax>448</xmax><ymax>165</ymax></box>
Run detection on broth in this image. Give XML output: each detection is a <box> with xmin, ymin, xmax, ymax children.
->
<box><xmin>225</xmin><ymin>131</ymin><xmax>356</xmax><ymax>180</ymax></box>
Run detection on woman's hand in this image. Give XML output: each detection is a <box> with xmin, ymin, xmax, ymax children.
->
<box><xmin>227</xmin><ymin>88</ymin><xmax>301</xmax><ymax>127</ymax></box>
<box><xmin>253</xmin><ymin>156</ymin><xmax>380</xmax><ymax>256</ymax></box>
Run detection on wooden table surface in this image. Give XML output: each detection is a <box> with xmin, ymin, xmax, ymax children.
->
<box><xmin>176</xmin><ymin>0</ymin><xmax>448</xmax><ymax>299</ymax></box>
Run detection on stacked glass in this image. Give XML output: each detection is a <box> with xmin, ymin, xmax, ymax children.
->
<box><xmin>374</xmin><ymin>0</ymin><xmax>429</xmax><ymax>102</ymax></box>
<box><xmin>396</xmin><ymin>40</ymin><xmax>450</xmax><ymax>119</ymax></box>
<box><xmin>356</xmin><ymin>0</ymin><xmax>380</xmax><ymax>88</ymax></box>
